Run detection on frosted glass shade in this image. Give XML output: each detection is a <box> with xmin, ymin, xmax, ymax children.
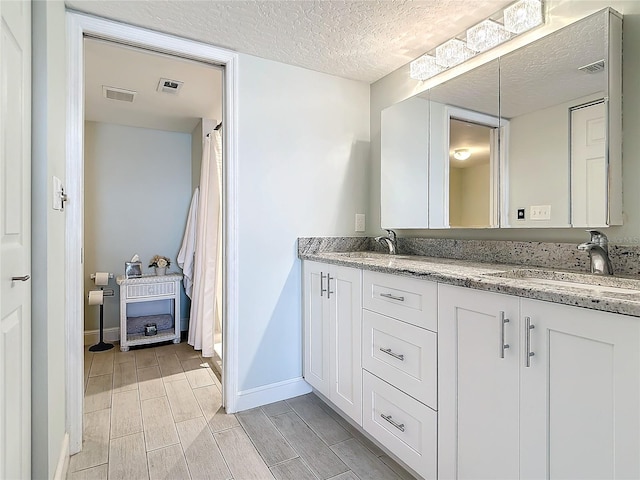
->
<box><xmin>410</xmin><ymin>54</ymin><xmax>443</xmax><ymax>80</ymax></box>
<box><xmin>467</xmin><ymin>19</ymin><xmax>512</xmax><ymax>52</ymax></box>
<box><xmin>436</xmin><ymin>39</ymin><xmax>475</xmax><ymax>68</ymax></box>
<box><xmin>504</xmin><ymin>0</ymin><xmax>544</xmax><ymax>34</ymax></box>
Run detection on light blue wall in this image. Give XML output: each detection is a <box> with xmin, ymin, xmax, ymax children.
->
<box><xmin>84</xmin><ymin>122</ymin><xmax>192</xmax><ymax>331</ymax></box>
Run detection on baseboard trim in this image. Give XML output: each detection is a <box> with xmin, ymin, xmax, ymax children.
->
<box><xmin>53</xmin><ymin>433</ymin><xmax>69</xmax><ymax>480</ymax></box>
<box><xmin>235</xmin><ymin>377</ymin><xmax>312</xmax><ymax>411</ymax></box>
<box><xmin>83</xmin><ymin>327</ymin><xmax>119</xmax><ymax>345</ymax></box>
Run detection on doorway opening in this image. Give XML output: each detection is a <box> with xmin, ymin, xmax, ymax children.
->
<box><xmin>82</xmin><ymin>37</ymin><xmax>224</xmax><ymax>375</ymax></box>
<box><xmin>66</xmin><ymin>12</ymin><xmax>239</xmax><ymax>455</ymax></box>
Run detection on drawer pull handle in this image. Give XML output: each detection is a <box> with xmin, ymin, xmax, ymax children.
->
<box><xmin>320</xmin><ymin>273</ymin><xmax>327</xmax><ymax>297</ymax></box>
<box><xmin>379</xmin><ymin>347</ymin><xmax>404</xmax><ymax>361</ymax></box>
<box><xmin>380</xmin><ymin>293</ymin><xmax>405</xmax><ymax>302</ymax></box>
<box><xmin>525</xmin><ymin>316</ymin><xmax>535</xmax><ymax>367</ymax></box>
<box><xmin>499</xmin><ymin>311</ymin><xmax>510</xmax><ymax>359</ymax></box>
<box><xmin>380</xmin><ymin>414</ymin><xmax>405</xmax><ymax>432</ymax></box>
<box><xmin>327</xmin><ymin>274</ymin><xmax>334</xmax><ymax>299</ymax></box>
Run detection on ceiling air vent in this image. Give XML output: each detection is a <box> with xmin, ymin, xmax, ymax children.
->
<box><xmin>157</xmin><ymin>78</ymin><xmax>184</xmax><ymax>94</ymax></box>
<box><xmin>579</xmin><ymin>59</ymin><xmax>605</xmax><ymax>74</ymax></box>
<box><xmin>102</xmin><ymin>86</ymin><xmax>137</xmax><ymax>103</ymax></box>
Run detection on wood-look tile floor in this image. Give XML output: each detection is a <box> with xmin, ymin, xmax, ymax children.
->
<box><xmin>69</xmin><ymin>341</ymin><xmax>416</xmax><ymax>480</ymax></box>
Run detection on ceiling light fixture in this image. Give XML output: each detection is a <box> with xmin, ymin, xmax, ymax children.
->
<box><xmin>453</xmin><ymin>149</ymin><xmax>471</xmax><ymax>161</ymax></box>
<box><xmin>409</xmin><ymin>0</ymin><xmax>544</xmax><ymax>81</ymax></box>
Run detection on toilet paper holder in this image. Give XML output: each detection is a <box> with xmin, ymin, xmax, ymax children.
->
<box><xmin>90</xmin><ymin>273</ymin><xmax>114</xmax><ymax>281</ymax></box>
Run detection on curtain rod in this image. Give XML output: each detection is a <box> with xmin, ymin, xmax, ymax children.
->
<box><xmin>206</xmin><ymin>122</ymin><xmax>222</xmax><ymax>137</ymax></box>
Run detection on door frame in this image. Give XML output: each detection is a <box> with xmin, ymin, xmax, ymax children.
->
<box><xmin>65</xmin><ymin>12</ymin><xmax>239</xmax><ymax>454</ymax></box>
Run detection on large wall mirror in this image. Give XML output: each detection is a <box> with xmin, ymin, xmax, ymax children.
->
<box><xmin>501</xmin><ymin>9</ymin><xmax>622</xmax><ymax>228</ymax></box>
<box><xmin>380</xmin><ymin>8</ymin><xmax>622</xmax><ymax>230</ymax></box>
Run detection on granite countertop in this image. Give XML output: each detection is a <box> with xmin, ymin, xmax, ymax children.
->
<box><xmin>299</xmin><ymin>251</ymin><xmax>640</xmax><ymax>318</ymax></box>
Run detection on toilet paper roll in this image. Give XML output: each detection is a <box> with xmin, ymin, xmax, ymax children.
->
<box><xmin>88</xmin><ymin>290</ymin><xmax>104</xmax><ymax>306</ymax></box>
<box><xmin>94</xmin><ymin>272</ymin><xmax>109</xmax><ymax>286</ymax></box>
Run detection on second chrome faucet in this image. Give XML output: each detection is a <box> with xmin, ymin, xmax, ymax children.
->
<box><xmin>578</xmin><ymin>230</ymin><xmax>614</xmax><ymax>275</ymax></box>
<box><xmin>375</xmin><ymin>229</ymin><xmax>397</xmax><ymax>255</ymax></box>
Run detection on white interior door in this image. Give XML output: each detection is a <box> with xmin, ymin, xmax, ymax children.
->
<box><xmin>571</xmin><ymin>101</ymin><xmax>606</xmax><ymax>227</ymax></box>
<box><xmin>0</xmin><ymin>1</ymin><xmax>31</xmax><ymax>478</ymax></box>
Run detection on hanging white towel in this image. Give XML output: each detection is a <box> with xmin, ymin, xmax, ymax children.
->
<box><xmin>177</xmin><ymin>187</ymin><xmax>199</xmax><ymax>298</ymax></box>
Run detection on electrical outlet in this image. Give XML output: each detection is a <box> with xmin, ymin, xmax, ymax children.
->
<box><xmin>355</xmin><ymin>214</ymin><xmax>366</xmax><ymax>232</ymax></box>
<box><xmin>530</xmin><ymin>205</ymin><xmax>551</xmax><ymax>220</ymax></box>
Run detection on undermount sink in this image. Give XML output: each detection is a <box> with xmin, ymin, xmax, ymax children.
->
<box><xmin>487</xmin><ymin>269</ymin><xmax>640</xmax><ymax>295</ymax></box>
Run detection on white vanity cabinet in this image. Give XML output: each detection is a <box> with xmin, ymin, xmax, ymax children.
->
<box><xmin>361</xmin><ymin>271</ymin><xmax>438</xmax><ymax>480</ymax></box>
<box><xmin>439</xmin><ymin>284</ymin><xmax>640</xmax><ymax>480</ymax></box>
<box><xmin>438</xmin><ymin>285</ymin><xmax>520</xmax><ymax>480</ymax></box>
<box><xmin>302</xmin><ymin>260</ymin><xmax>362</xmax><ymax>424</ymax></box>
<box><xmin>519</xmin><ymin>298</ymin><xmax>640</xmax><ymax>480</ymax></box>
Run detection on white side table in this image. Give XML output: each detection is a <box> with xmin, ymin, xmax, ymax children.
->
<box><xmin>116</xmin><ymin>273</ymin><xmax>183</xmax><ymax>352</ymax></box>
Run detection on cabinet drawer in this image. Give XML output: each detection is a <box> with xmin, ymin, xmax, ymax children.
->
<box><xmin>126</xmin><ymin>282</ymin><xmax>175</xmax><ymax>299</ymax></box>
<box><xmin>363</xmin><ymin>371</ymin><xmax>437</xmax><ymax>480</ymax></box>
<box><xmin>363</xmin><ymin>270</ymin><xmax>437</xmax><ymax>331</ymax></box>
<box><xmin>363</xmin><ymin>310</ymin><xmax>437</xmax><ymax>409</ymax></box>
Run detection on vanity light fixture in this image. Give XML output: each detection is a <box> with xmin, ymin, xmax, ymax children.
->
<box><xmin>467</xmin><ymin>19</ymin><xmax>512</xmax><ymax>52</ymax></box>
<box><xmin>410</xmin><ymin>54</ymin><xmax>444</xmax><ymax>80</ymax></box>
<box><xmin>436</xmin><ymin>39</ymin><xmax>476</xmax><ymax>68</ymax></box>
<box><xmin>504</xmin><ymin>0</ymin><xmax>544</xmax><ymax>34</ymax></box>
<box><xmin>409</xmin><ymin>0</ymin><xmax>544</xmax><ymax>81</ymax></box>
<box><xmin>453</xmin><ymin>149</ymin><xmax>471</xmax><ymax>161</ymax></box>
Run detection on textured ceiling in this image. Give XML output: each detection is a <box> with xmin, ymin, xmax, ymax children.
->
<box><xmin>84</xmin><ymin>38</ymin><xmax>223</xmax><ymax>132</ymax></box>
<box><xmin>66</xmin><ymin>0</ymin><xmax>512</xmax><ymax>83</ymax></box>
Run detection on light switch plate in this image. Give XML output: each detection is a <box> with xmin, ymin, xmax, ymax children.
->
<box><xmin>355</xmin><ymin>214</ymin><xmax>366</xmax><ymax>232</ymax></box>
<box><xmin>530</xmin><ymin>205</ymin><xmax>551</xmax><ymax>220</ymax></box>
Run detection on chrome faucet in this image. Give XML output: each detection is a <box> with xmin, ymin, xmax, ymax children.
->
<box><xmin>375</xmin><ymin>229</ymin><xmax>397</xmax><ymax>255</ymax></box>
<box><xmin>577</xmin><ymin>230</ymin><xmax>614</xmax><ymax>275</ymax></box>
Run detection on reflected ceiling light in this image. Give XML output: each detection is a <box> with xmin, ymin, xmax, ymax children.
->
<box><xmin>410</xmin><ymin>54</ymin><xmax>444</xmax><ymax>81</ymax></box>
<box><xmin>453</xmin><ymin>149</ymin><xmax>471</xmax><ymax>161</ymax></box>
<box><xmin>436</xmin><ymin>39</ymin><xmax>475</xmax><ymax>68</ymax></box>
<box><xmin>467</xmin><ymin>19</ymin><xmax>512</xmax><ymax>52</ymax></box>
<box><xmin>409</xmin><ymin>0</ymin><xmax>545</xmax><ymax>82</ymax></box>
<box><xmin>504</xmin><ymin>0</ymin><xmax>544</xmax><ymax>34</ymax></box>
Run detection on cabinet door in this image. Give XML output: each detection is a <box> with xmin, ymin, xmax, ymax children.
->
<box><xmin>439</xmin><ymin>285</ymin><xmax>520</xmax><ymax>480</ymax></box>
<box><xmin>520</xmin><ymin>299</ymin><xmax>640</xmax><ymax>480</ymax></box>
<box><xmin>329</xmin><ymin>265</ymin><xmax>362</xmax><ymax>424</ymax></box>
<box><xmin>303</xmin><ymin>261</ymin><xmax>330</xmax><ymax>396</ymax></box>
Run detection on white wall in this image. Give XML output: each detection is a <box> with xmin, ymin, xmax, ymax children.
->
<box><xmin>84</xmin><ymin>122</ymin><xmax>192</xmax><ymax>332</ymax></box>
<box><xmin>507</xmin><ymin>93</ymin><xmax>603</xmax><ymax>227</ymax></box>
<box><xmin>370</xmin><ymin>0</ymin><xmax>640</xmax><ymax>244</ymax></box>
<box><xmin>31</xmin><ymin>1</ymin><xmax>67</xmax><ymax>477</ymax></box>
<box><xmin>237</xmin><ymin>53</ymin><xmax>370</xmax><ymax>391</ymax></box>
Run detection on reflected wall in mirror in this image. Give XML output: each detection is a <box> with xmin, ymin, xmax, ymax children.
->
<box><xmin>501</xmin><ymin>8</ymin><xmax>622</xmax><ymax>228</ymax></box>
<box><xmin>380</xmin><ymin>92</ymin><xmax>430</xmax><ymax>229</ymax></box>
<box><xmin>428</xmin><ymin>59</ymin><xmax>500</xmax><ymax>228</ymax></box>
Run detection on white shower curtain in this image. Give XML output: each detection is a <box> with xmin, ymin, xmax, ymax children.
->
<box><xmin>188</xmin><ymin>129</ymin><xmax>222</xmax><ymax>357</ymax></box>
